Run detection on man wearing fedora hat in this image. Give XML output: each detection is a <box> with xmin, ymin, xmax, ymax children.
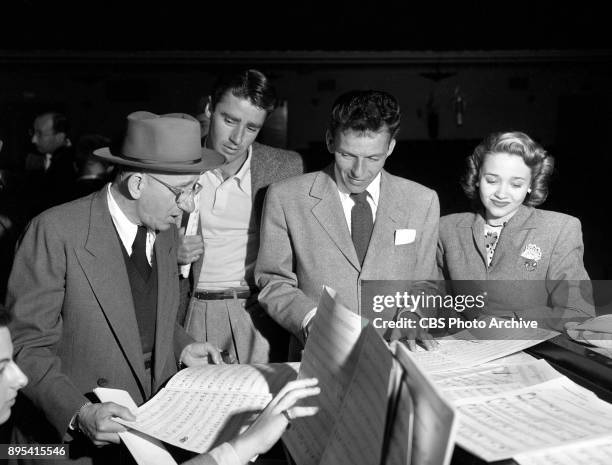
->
<box><xmin>6</xmin><ymin>112</ymin><xmax>231</xmax><ymax>464</ymax></box>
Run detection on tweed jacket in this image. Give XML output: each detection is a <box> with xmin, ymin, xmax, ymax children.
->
<box><xmin>7</xmin><ymin>187</ymin><xmax>193</xmax><ymax>463</ymax></box>
<box><xmin>185</xmin><ymin>141</ymin><xmax>304</xmax><ymax>294</ymax></box>
<box><xmin>437</xmin><ymin>205</ymin><xmax>595</xmax><ymax>328</ymax></box>
<box><xmin>255</xmin><ymin>166</ymin><xmax>440</xmax><ymax>338</ymax></box>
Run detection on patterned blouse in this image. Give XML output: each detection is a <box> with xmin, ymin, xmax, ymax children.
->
<box><xmin>483</xmin><ymin>223</ymin><xmax>506</xmax><ymax>266</ymax></box>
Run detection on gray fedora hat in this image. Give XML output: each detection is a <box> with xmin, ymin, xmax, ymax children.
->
<box><xmin>94</xmin><ymin>111</ymin><xmax>224</xmax><ymax>173</ymax></box>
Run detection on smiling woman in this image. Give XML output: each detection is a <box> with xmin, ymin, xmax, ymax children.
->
<box><xmin>437</xmin><ymin>131</ymin><xmax>595</xmax><ymax>331</ymax></box>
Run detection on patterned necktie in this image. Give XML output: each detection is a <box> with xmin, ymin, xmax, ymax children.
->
<box><xmin>350</xmin><ymin>191</ymin><xmax>374</xmax><ymax>266</ymax></box>
<box><xmin>132</xmin><ymin>226</ymin><xmax>151</xmax><ymax>279</ymax></box>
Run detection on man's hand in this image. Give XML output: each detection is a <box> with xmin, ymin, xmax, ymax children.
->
<box><xmin>230</xmin><ymin>378</ymin><xmax>320</xmax><ymax>463</ymax></box>
<box><xmin>177</xmin><ymin>227</ymin><xmax>204</xmax><ymax>265</ymax></box>
<box><xmin>392</xmin><ymin>310</ymin><xmax>439</xmax><ymax>351</ymax></box>
<box><xmin>180</xmin><ymin>342</ymin><xmax>223</xmax><ymax>366</ymax></box>
<box><xmin>77</xmin><ymin>402</ymin><xmax>136</xmax><ymax>446</ymax></box>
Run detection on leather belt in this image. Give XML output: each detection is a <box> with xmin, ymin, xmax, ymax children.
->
<box><xmin>193</xmin><ymin>287</ymin><xmax>257</xmax><ymax>301</ymax></box>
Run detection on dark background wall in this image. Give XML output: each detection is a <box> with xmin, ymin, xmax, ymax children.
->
<box><xmin>1</xmin><ymin>2</ymin><xmax>611</xmax><ymax>277</ymax></box>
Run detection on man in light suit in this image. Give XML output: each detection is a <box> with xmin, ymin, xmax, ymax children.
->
<box><xmin>6</xmin><ymin>112</ymin><xmax>231</xmax><ymax>464</ymax></box>
<box><xmin>178</xmin><ymin>69</ymin><xmax>304</xmax><ymax>363</ymax></box>
<box><xmin>256</xmin><ymin>90</ymin><xmax>439</xmax><ymax>353</ymax></box>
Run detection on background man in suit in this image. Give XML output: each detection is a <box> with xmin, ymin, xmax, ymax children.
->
<box><xmin>256</xmin><ymin>90</ymin><xmax>439</xmax><ymax>355</ymax></box>
<box><xmin>24</xmin><ymin>111</ymin><xmax>77</xmax><ymax>217</ymax></box>
<box><xmin>7</xmin><ymin>112</ymin><xmax>228</xmax><ymax>464</ymax></box>
<box><xmin>178</xmin><ymin>69</ymin><xmax>304</xmax><ymax>363</ymax></box>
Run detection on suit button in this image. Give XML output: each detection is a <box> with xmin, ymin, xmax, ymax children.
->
<box><xmin>97</xmin><ymin>378</ymin><xmax>108</xmax><ymax>387</ymax></box>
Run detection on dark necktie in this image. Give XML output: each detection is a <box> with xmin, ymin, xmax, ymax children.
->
<box><xmin>350</xmin><ymin>191</ymin><xmax>373</xmax><ymax>266</ymax></box>
<box><xmin>132</xmin><ymin>226</ymin><xmax>151</xmax><ymax>279</ymax></box>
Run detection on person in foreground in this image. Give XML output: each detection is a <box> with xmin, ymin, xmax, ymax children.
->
<box><xmin>256</xmin><ymin>89</ymin><xmax>440</xmax><ymax>354</ymax></box>
<box><xmin>0</xmin><ymin>305</ymin><xmax>28</xmax><ymax>427</ymax></box>
<box><xmin>0</xmin><ymin>303</ymin><xmax>319</xmax><ymax>465</ymax></box>
<box><xmin>6</xmin><ymin>112</ymin><xmax>226</xmax><ymax>464</ymax></box>
<box><xmin>437</xmin><ymin>131</ymin><xmax>595</xmax><ymax>331</ymax></box>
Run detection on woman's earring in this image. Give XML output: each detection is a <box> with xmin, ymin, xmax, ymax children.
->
<box><xmin>527</xmin><ymin>188</ymin><xmax>532</xmax><ymax>194</ymax></box>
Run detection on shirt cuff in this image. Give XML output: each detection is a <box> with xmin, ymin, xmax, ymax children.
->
<box><xmin>301</xmin><ymin>307</ymin><xmax>317</xmax><ymax>341</ymax></box>
<box><xmin>207</xmin><ymin>442</ymin><xmax>241</xmax><ymax>465</ymax></box>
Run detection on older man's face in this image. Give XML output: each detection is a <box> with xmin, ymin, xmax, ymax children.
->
<box><xmin>136</xmin><ymin>173</ymin><xmax>199</xmax><ymax>231</ymax></box>
<box><xmin>328</xmin><ymin>128</ymin><xmax>395</xmax><ymax>194</ymax></box>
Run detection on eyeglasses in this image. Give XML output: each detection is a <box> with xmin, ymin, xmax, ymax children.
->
<box><xmin>146</xmin><ymin>174</ymin><xmax>202</xmax><ymax>210</ymax></box>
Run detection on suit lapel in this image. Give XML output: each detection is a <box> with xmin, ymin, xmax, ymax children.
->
<box><xmin>250</xmin><ymin>143</ymin><xmax>266</xmax><ymax>200</ymax></box>
<box><xmin>362</xmin><ymin>171</ymin><xmax>401</xmax><ymax>271</ymax></box>
<box><xmin>468</xmin><ymin>213</ymin><xmax>487</xmax><ymax>267</ymax></box>
<box><xmin>489</xmin><ymin>205</ymin><xmax>536</xmax><ymax>269</ymax></box>
<box><xmin>310</xmin><ymin>167</ymin><xmax>361</xmax><ymax>271</ymax></box>
<box><xmin>75</xmin><ymin>189</ymin><xmax>148</xmax><ymax>393</ymax></box>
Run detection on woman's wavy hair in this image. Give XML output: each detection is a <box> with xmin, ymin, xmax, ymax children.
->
<box><xmin>461</xmin><ymin>131</ymin><xmax>554</xmax><ymax>207</ymax></box>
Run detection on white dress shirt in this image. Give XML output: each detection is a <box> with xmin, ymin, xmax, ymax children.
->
<box><xmin>106</xmin><ymin>184</ymin><xmax>156</xmax><ymax>263</ymax></box>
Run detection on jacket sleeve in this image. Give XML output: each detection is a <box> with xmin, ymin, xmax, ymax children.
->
<box><xmin>545</xmin><ymin>215</ymin><xmax>595</xmax><ymax>326</ymax></box>
<box><xmin>410</xmin><ymin>191</ymin><xmax>442</xmax><ymax>298</ymax></box>
<box><xmin>255</xmin><ymin>183</ymin><xmax>317</xmax><ymax>339</ymax></box>
<box><xmin>7</xmin><ymin>216</ymin><xmax>89</xmax><ymax>440</ymax></box>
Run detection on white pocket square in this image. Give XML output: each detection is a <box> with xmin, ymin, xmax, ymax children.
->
<box><xmin>395</xmin><ymin>228</ymin><xmax>416</xmax><ymax>245</ymax></box>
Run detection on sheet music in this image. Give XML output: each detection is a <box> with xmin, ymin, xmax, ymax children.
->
<box><xmin>179</xmin><ymin>196</ymin><xmax>200</xmax><ymax>278</ymax></box>
<box><xmin>283</xmin><ymin>287</ymin><xmax>366</xmax><ymax>465</ymax></box>
<box><xmin>430</xmin><ymin>359</ymin><xmax>562</xmax><ymax>401</ymax></box>
<box><xmin>319</xmin><ymin>325</ymin><xmax>396</xmax><ymax>465</ymax></box>
<box><xmin>94</xmin><ymin>387</ymin><xmax>177</xmax><ymax>465</ymax></box>
<box><xmin>454</xmin><ymin>377</ymin><xmax>612</xmax><ymax>461</ymax></box>
<box><xmin>514</xmin><ymin>436</ymin><xmax>612</xmax><ymax>465</ymax></box>
<box><xmin>115</xmin><ymin>388</ymin><xmax>270</xmax><ymax>453</ymax></box>
<box><xmin>111</xmin><ymin>362</ymin><xmax>297</xmax><ymax>454</ymax></box>
<box><xmin>167</xmin><ymin>362</ymin><xmax>299</xmax><ymax>395</ymax></box>
<box><xmin>409</xmin><ymin>328</ymin><xmax>557</xmax><ymax>373</ymax></box>
<box><xmin>392</xmin><ymin>341</ymin><xmax>457</xmax><ymax>465</ymax></box>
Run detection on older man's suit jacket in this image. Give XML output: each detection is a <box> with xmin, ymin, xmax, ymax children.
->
<box><xmin>7</xmin><ymin>187</ymin><xmax>193</xmax><ymax>464</ymax></box>
<box><xmin>255</xmin><ymin>166</ymin><xmax>440</xmax><ymax>338</ymax></box>
<box><xmin>437</xmin><ymin>205</ymin><xmax>595</xmax><ymax>329</ymax></box>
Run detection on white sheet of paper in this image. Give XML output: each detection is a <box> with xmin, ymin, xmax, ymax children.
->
<box><xmin>392</xmin><ymin>341</ymin><xmax>457</xmax><ymax>465</ymax></box>
<box><xmin>454</xmin><ymin>377</ymin><xmax>612</xmax><ymax>461</ymax></box>
<box><xmin>167</xmin><ymin>362</ymin><xmax>299</xmax><ymax>395</ymax></box>
<box><xmin>113</xmin><ymin>362</ymin><xmax>297</xmax><ymax>454</ymax></box>
<box><xmin>514</xmin><ymin>436</ymin><xmax>612</xmax><ymax>465</ymax></box>
<box><xmin>94</xmin><ymin>387</ymin><xmax>177</xmax><ymax>465</ymax></box>
<box><xmin>115</xmin><ymin>388</ymin><xmax>270</xmax><ymax>453</ymax></box>
<box><xmin>430</xmin><ymin>359</ymin><xmax>563</xmax><ymax>402</ymax></box>
<box><xmin>409</xmin><ymin>328</ymin><xmax>557</xmax><ymax>373</ymax></box>
<box><xmin>179</xmin><ymin>196</ymin><xmax>200</xmax><ymax>278</ymax></box>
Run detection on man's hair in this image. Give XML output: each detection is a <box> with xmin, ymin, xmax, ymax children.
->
<box><xmin>209</xmin><ymin>69</ymin><xmax>277</xmax><ymax>114</ymax></box>
<box><xmin>38</xmin><ymin>111</ymin><xmax>70</xmax><ymax>136</ymax></box>
<box><xmin>329</xmin><ymin>90</ymin><xmax>401</xmax><ymax>138</ymax></box>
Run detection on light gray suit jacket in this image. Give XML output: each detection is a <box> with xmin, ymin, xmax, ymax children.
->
<box><xmin>7</xmin><ymin>188</ymin><xmax>193</xmax><ymax>463</ymax></box>
<box><xmin>437</xmin><ymin>205</ymin><xmax>595</xmax><ymax>328</ymax></box>
<box><xmin>256</xmin><ymin>166</ymin><xmax>440</xmax><ymax>338</ymax></box>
